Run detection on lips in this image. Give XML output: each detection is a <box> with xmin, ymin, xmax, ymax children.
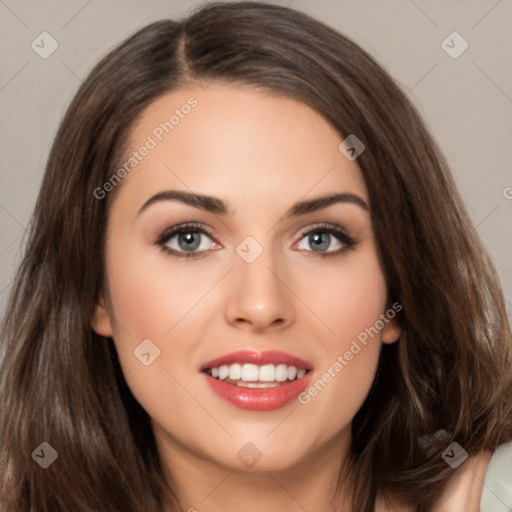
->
<box><xmin>200</xmin><ymin>350</ymin><xmax>314</xmax><ymax>411</ymax></box>
<box><xmin>200</xmin><ymin>350</ymin><xmax>314</xmax><ymax>371</ymax></box>
<box><xmin>202</xmin><ymin>372</ymin><xmax>313</xmax><ymax>411</ymax></box>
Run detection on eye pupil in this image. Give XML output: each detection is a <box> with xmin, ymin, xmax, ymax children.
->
<box><xmin>310</xmin><ymin>232</ymin><xmax>330</xmax><ymax>251</ymax></box>
<box><xmin>179</xmin><ymin>232</ymin><xmax>201</xmax><ymax>251</ymax></box>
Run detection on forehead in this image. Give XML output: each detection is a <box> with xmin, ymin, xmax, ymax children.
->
<box><xmin>116</xmin><ymin>82</ymin><xmax>368</xmax><ymax>212</ymax></box>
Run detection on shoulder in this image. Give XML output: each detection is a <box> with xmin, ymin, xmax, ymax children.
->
<box><xmin>479</xmin><ymin>441</ymin><xmax>512</xmax><ymax>512</ymax></box>
<box><xmin>433</xmin><ymin>448</ymin><xmax>493</xmax><ymax>511</ymax></box>
<box><xmin>435</xmin><ymin>442</ymin><xmax>512</xmax><ymax>512</ymax></box>
<box><xmin>376</xmin><ymin>443</ymin><xmax>512</xmax><ymax>512</ymax></box>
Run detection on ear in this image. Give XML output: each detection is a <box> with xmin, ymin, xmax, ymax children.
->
<box><xmin>91</xmin><ymin>291</ymin><xmax>113</xmax><ymax>337</ymax></box>
<box><xmin>381</xmin><ymin>306</ymin><xmax>402</xmax><ymax>345</ymax></box>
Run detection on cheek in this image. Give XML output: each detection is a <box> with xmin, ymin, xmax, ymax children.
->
<box><xmin>300</xmin><ymin>245</ymin><xmax>388</xmax><ymax>343</ymax></box>
<box><xmin>105</xmin><ymin>236</ymin><xmax>213</xmax><ymax>341</ymax></box>
<box><xmin>103</xmin><ymin>236</ymin><xmax>216</xmax><ymax>399</ymax></box>
<box><xmin>296</xmin><ymin>247</ymin><xmax>388</xmax><ymax>428</ymax></box>
<box><xmin>329</xmin><ymin>248</ymin><xmax>388</xmax><ymax>383</ymax></box>
<box><xmin>332</xmin><ymin>263</ymin><xmax>387</xmax><ymax>341</ymax></box>
<box><xmin>103</xmin><ymin>239</ymin><xmax>200</xmax><ymax>439</ymax></box>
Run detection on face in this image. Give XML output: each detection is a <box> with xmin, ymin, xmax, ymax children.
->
<box><xmin>92</xmin><ymin>82</ymin><xmax>401</xmax><ymax>476</ymax></box>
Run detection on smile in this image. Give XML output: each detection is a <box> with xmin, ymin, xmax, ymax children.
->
<box><xmin>200</xmin><ymin>350</ymin><xmax>314</xmax><ymax>410</ymax></box>
<box><xmin>205</xmin><ymin>363</ymin><xmax>309</xmax><ymax>385</ymax></box>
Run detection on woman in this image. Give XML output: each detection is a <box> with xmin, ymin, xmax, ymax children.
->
<box><xmin>0</xmin><ymin>2</ymin><xmax>511</xmax><ymax>511</ymax></box>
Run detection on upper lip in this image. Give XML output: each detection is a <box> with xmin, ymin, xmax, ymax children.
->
<box><xmin>200</xmin><ymin>350</ymin><xmax>314</xmax><ymax>371</ymax></box>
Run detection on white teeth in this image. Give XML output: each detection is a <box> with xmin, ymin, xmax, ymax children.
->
<box><xmin>275</xmin><ymin>364</ymin><xmax>289</xmax><ymax>382</ymax></box>
<box><xmin>235</xmin><ymin>380</ymin><xmax>281</xmax><ymax>388</ymax></box>
<box><xmin>259</xmin><ymin>364</ymin><xmax>275</xmax><ymax>382</ymax></box>
<box><xmin>228</xmin><ymin>363</ymin><xmax>242</xmax><ymax>380</ymax></box>
<box><xmin>206</xmin><ymin>363</ymin><xmax>309</xmax><ymax>383</ymax></box>
<box><xmin>288</xmin><ymin>366</ymin><xmax>297</xmax><ymax>380</ymax></box>
<box><xmin>218</xmin><ymin>365</ymin><xmax>229</xmax><ymax>380</ymax></box>
<box><xmin>241</xmin><ymin>364</ymin><xmax>259</xmax><ymax>381</ymax></box>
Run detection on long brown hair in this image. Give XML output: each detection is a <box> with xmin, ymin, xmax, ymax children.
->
<box><xmin>1</xmin><ymin>2</ymin><xmax>511</xmax><ymax>511</ymax></box>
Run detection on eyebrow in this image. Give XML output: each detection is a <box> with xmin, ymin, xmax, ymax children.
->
<box><xmin>137</xmin><ymin>190</ymin><xmax>369</xmax><ymax>218</ymax></box>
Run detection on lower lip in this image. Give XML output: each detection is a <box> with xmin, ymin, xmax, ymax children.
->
<box><xmin>202</xmin><ymin>371</ymin><xmax>313</xmax><ymax>411</ymax></box>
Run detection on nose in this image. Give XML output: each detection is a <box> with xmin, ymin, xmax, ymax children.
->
<box><xmin>224</xmin><ymin>247</ymin><xmax>295</xmax><ymax>333</ymax></box>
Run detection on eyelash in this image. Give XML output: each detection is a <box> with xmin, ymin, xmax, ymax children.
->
<box><xmin>154</xmin><ymin>222</ymin><xmax>358</xmax><ymax>259</ymax></box>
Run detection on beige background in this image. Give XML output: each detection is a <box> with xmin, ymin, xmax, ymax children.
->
<box><xmin>0</xmin><ymin>0</ymin><xmax>511</xmax><ymax>323</ymax></box>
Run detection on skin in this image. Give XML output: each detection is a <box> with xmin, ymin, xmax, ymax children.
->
<box><xmin>375</xmin><ymin>451</ymin><xmax>492</xmax><ymax>512</ymax></box>
<box><xmin>91</xmin><ymin>82</ymin><xmax>489</xmax><ymax>511</ymax></box>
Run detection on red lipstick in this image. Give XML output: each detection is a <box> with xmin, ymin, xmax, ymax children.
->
<box><xmin>200</xmin><ymin>350</ymin><xmax>314</xmax><ymax>411</ymax></box>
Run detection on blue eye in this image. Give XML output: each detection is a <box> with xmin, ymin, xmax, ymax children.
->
<box><xmin>295</xmin><ymin>224</ymin><xmax>357</xmax><ymax>258</ymax></box>
<box><xmin>156</xmin><ymin>222</ymin><xmax>217</xmax><ymax>258</ymax></box>
<box><xmin>155</xmin><ymin>222</ymin><xmax>357</xmax><ymax>259</ymax></box>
